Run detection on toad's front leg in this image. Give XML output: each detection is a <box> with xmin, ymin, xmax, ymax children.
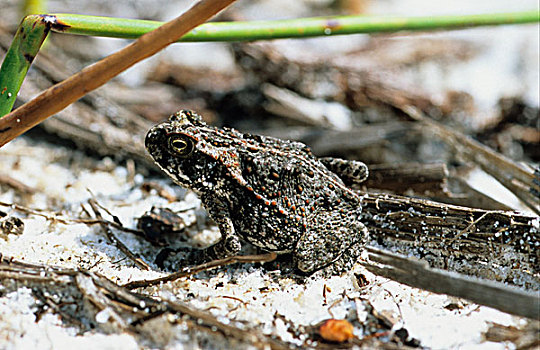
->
<box><xmin>178</xmin><ymin>194</ymin><xmax>241</xmax><ymax>265</ymax></box>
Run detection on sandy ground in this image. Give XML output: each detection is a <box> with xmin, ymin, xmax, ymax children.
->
<box><xmin>0</xmin><ymin>132</ymin><xmax>532</xmax><ymax>349</ymax></box>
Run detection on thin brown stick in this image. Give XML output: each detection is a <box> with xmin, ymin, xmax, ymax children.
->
<box><xmin>123</xmin><ymin>253</ymin><xmax>277</xmax><ymax>289</ymax></box>
<box><xmin>0</xmin><ymin>0</ymin><xmax>237</xmax><ymax>147</ymax></box>
<box><xmin>0</xmin><ymin>200</ymin><xmax>71</xmax><ymax>223</ymax></box>
<box><xmin>446</xmin><ymin>211</ymin><xmax>490</xmax><ymax>245</ymax></box>
<box><xmin>87</xmin><ymin>199</ymin><xmax>150</xmax><ymax>270</ymax></box>
<box><xmin>0</xmin><ymin>174</ymin><xmax>36</xmax><ymax>194</ymax></box>
<box><xmin>0</xmin><ymin>200</ymin><xmax>141</xmax><ymax>236</ymax></box>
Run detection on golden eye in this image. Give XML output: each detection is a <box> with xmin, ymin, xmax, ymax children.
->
<box><xmin>168</xmin><ymin>135</ymin><xmax>195</xmax><ymax>157</ymax></box>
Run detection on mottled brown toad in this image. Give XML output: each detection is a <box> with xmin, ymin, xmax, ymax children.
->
<box><xmin>145</xmin><ymin>110</ymin><xmax>369</xmax><ymax>275</ymax></box>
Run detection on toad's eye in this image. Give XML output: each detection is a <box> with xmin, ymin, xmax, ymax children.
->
<box><xmin>168</xmin><ymin>135</ymin><xmax>195</xmax><ymax>157</ymax></box>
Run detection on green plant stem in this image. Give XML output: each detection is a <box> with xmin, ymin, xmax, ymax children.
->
<box><xmin>0</xmin><ymin>15</ymin><xmax>50</xmax><ymax>116</ymax></box>
<box><xmin>52</xmin><ymin>11</ymin><xmax>539</xmax><ymax>41</ymax></box>
<box><xmin>0</xmin><ymin>10</ymin><xmax>538</xmax><ymax>117</ymax></box>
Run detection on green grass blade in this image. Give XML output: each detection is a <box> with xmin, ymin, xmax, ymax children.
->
<box><xmin>0</xmin><ymin>15</ymin><xmax>50</xmax><ymax>116</ymax></box>
<box><xmin>52</xmin><ymin>11</ymin><xmax>540</xmax><ymax>42</ymax></box>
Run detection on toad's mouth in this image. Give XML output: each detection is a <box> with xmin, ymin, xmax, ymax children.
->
<box><xmin>160</xmin><ymin>165</ymin><xmax>191</xmax><ymax>188</ymax></box>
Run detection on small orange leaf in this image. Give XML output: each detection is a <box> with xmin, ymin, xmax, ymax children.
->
<box><xmin>319</xmin><ymin>319</ymin><xmax>354</xmax><ymax>342</ymax></box>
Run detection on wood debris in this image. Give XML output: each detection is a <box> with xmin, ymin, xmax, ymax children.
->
<box><xmin>0</xmin><ymin>255</ymin><xmax>290</xmax><ymax>349</ymax></box>
<box><xmin>363</xmin><ymin>247</ymin><xmax>539</xmax><ymax>320</ymax></box>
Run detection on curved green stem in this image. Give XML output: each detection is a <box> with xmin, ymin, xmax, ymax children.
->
<box><xmin>53</xmin><ymin>11</ymin><xmax>540</xmax><ymax>41</ymax></box>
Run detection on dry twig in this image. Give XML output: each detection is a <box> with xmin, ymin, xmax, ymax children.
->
<box><xmin>0</xmin><ymin>174</ymin><xmax>36</xmax><ymax>194</ymax></box>
<box><xmin>0</xmin><ymin>199</ymin><xmax>143</xmax><ymax>235</ymax></box>
<box><xmin>87</xmin><ymin>199</ymin><xmax>150</xmax><ymax>270</ymax></box>
<box><xmin>0</xmin><ymin>0</ymin><xmax>237</xmax><ymax>147</ymax></box>
<box><xmin>123</xmin><ymin>253</ymin><xmax>277</xmax><ymax>289</ymax></box>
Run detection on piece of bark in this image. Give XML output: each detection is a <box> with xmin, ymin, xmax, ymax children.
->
<box><xmin>404</xmin><ymin>106</ymin><xmax>540</xmax><ymax>215</ymax></box>
<box><xmin>362</xmin><ymin>162</ymin><xmax>449</xmax><ymax>195</ymax></box>
<box><xmin>0</xmin><ymin>211</ymin><xmax>24</xmax><ymax>238</ymax></box>
<box><xmin>261</xmin><ymin>83</ymin><xmax>353</xmax><ymax>130</ymax></box>
<box><xmin>363</xmin><ymin>247</ymin><xmax>539</xmax><ymax>320</ymax></box>
<box><xmin>362</xmin><ymin>164</ymin><xmax>513</xmax><ymax>210</ymax></box>
<box><xmin>438</xmin><ymin>175</ymin><xmax>514</xmax><ymax>211</ymax></box>
<box><xmin>483</xmin><ymin>322</ymin><xmax>539</xmax><ymax>348</ymax></box>
<box><xmin>358</xmin><ymin>191</ymin><xmax>539</xmax><ymax>288</ymax></box>
<box><xmin>254</xmin><ymin>122</ymin><xmax>421</xmax><ymax>158</ymax></box>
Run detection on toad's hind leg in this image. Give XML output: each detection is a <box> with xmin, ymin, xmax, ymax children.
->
<box><xmin>293</xmin><ymin>208</ymin><xmax>368</xmax><ymax>275</ymax></box>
